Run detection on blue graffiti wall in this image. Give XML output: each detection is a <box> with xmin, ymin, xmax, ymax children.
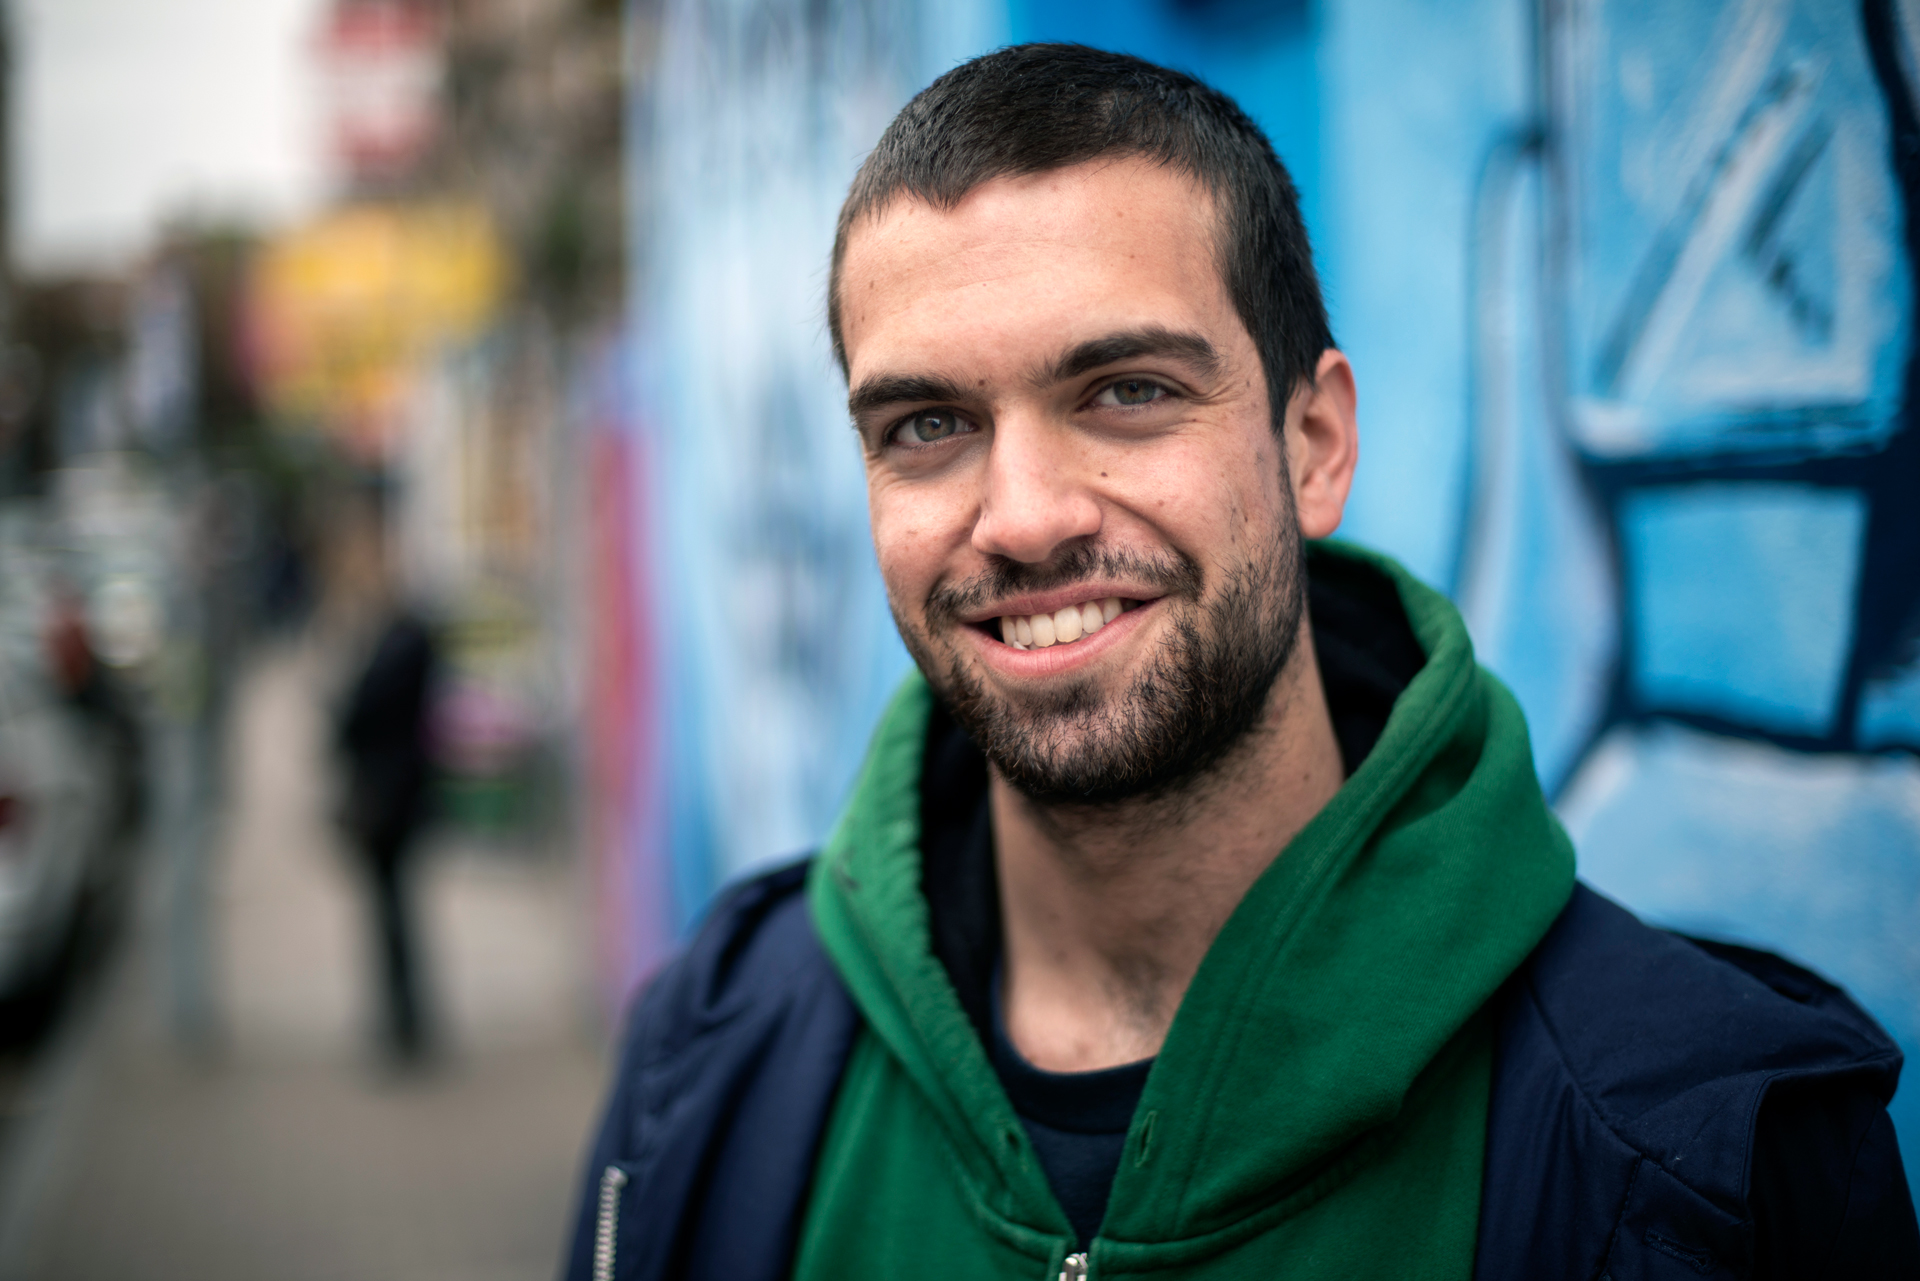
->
<box><xmin>1531</xmin><ymin>0</ymin><xmax>1920</xmax><ymax>1193</ymax></box>
<box><xmin>622</xmin><ymin>0</ymin><xmax>1920</xmax><ymax>1198</ymax></box>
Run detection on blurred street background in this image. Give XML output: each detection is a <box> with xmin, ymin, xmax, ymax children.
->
<box><xmin>0</xmin><ymin>0</ymin><xmax>1915</xmax><ymax>1275</ymax></box>
<box><xmin>0</xmin><ymin>1</ymin><xmax>620</xmax><ymax>1276</ymax></box>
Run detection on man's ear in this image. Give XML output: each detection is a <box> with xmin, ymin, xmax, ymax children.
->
<box><xmin>1286</xmin><ymin>348</ymin><xmax>1358</xmax><ymax>540</ymax></box>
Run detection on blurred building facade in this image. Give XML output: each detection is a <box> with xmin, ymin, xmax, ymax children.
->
<box><xmin>244</xmin><ymin>0</ymin><xmax>626</xmax><ymax>844</ymax></box>
<box><xmin>604</xmin><ymin>0</ymin><xmax>1920</xmax><ymax>1211</ymax></box>
<box><xmin>0</xmin><ymin>0</ymin><xmax>630</xmax><ymax>1038</ymax></box>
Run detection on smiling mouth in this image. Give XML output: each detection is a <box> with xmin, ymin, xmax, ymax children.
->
<box><xmin>993</xmin><ymin>596</ymin><xmax>1143</xmax><ymax>650</ymax></box>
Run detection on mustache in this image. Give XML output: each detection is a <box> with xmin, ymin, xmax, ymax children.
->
<box><xmin>926</xmin><ymin>544</ymin><xmax>1203</xmax><ymax>624</ymax></box>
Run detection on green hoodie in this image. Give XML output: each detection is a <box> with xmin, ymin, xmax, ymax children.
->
<box><xmin>798</xmin><ymin>543</ymin><xmax>1575</xmax><ymax>1281</ymax></box>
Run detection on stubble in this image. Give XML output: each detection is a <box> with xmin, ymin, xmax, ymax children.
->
<box><xmin>895</xmin><ymin>521</ymin><xmax>1307</xmax><ymax>809</ymax></box>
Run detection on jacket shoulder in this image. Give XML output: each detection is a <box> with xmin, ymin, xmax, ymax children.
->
<box><xmin>624</xmin><ymin>856</ymin><xmax>829</xmax><ymax>1065</ymax></box>
<box><xmin>563</xmin><ymin>857</ymin><xmax>860</xmax><ymax>1281</ymax></box>
<box><xmin>1476</xmin><ymin>882</ymin><xmax>1911</xmax><ymax>1280</ymax></box>
<box><xmin>1521</xmin><ymin>883</ymin><xmax>1901</xmax><ymax>1177</ymax></box>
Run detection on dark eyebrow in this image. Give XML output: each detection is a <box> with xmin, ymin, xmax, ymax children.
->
<box><xmin>1036</xmin><ymin>326</ymin><xmax>1223</xmax><ymax>387</ymax></box>
<box><xmin>846</xmin><ymin>327</ymin><xmax>1220</xmax><ymax>421</ymax></box>
<box><xmin>847</xmin><ymin>373</ymin><xmax>970</xmax><ymax>419</ymax></box>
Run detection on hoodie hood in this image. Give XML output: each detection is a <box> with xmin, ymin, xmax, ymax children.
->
<box><xmin>808</xmin><ymin>541</ymin><xmax>1576</xmax><ymax>1264</ymax></box>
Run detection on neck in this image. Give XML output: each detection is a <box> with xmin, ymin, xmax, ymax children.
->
<box><xmin>992</xmin><ymin>620</ymin><xmax>1345</xmax><ymax>1072</ymax></box>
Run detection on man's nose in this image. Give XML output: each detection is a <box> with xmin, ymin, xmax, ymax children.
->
<box><xmin>971</xmin><ymin>415</ymin><xmax>1102</xmax><ymax>564</ymax></box>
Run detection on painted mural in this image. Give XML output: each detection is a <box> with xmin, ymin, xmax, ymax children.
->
<box><xmin>615</xmin><ymin>0</ymin><xmax>1920</xmax><ymax>1199</ymax></box>
<box><xmin>1539</xmin><ymin>0</ymin><xmax>1920</xmax><ymax>1186</ymax></box>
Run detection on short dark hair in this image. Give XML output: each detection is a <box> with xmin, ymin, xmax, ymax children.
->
<box><xmin>828</xmin><ymin>43</ymin><xmax>1333</xmax><ymax>431</ymax></box>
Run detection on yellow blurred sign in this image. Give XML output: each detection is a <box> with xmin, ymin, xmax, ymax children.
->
<box><xmin>247</xmin><ymin>203</ymin><xmax>507</xmax><ymax>459</ymax></box>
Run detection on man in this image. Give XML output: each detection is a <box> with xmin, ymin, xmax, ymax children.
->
<box><xmin>566</xmin><ymin>45</ymin><xmax>1918</xmax><ymax>1280</ymax></box>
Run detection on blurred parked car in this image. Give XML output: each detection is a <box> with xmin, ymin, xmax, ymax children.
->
<box><xmin>0</xmin><ymin>500</ymin><xmax>147</xmax><ymax>1013</ymax></box>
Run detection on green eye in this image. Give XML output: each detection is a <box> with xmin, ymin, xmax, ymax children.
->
<box><xmin>1109</xmin><ymin>380</ymin><xmax>1164</xmax><ymax>406</ymax></box>
<box><xmin>896</xmin><ymin>411</ymin><xmax>964</xmax><ymax>443</ymax></box>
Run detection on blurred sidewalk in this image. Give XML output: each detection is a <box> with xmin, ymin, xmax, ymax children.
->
<box><xmin>0</xmin><ymin>639</ymin><xmax>607</xmax><ymax>1281</ymax></box>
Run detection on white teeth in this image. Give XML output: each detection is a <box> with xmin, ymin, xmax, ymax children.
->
<box><xmin>998</xmin><ymin>597</ymin><xmax>1134</xmax><ymax>650</ymax></box>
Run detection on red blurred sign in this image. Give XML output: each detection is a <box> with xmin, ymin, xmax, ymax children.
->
<box><xmin>316</xmin><ymin>0</ymin><xmax>443</xmax><ymax>183</ymax></box>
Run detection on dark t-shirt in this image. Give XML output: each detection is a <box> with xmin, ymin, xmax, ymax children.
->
<box><xmin>920</xmin><ymin>733</ymin><xmax>1150</xmax><ymax>1248</ymax></box>
<box><xmin>986</xmin><ymin>969</ymin><xmax>1152</xmax><ymax>1247</ymax></box>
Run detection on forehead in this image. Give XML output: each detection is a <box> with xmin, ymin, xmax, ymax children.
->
<box><xmin>837</xmin><ymin>158</ymin><xmax>1234</xmax><ymax>381</ymax></box>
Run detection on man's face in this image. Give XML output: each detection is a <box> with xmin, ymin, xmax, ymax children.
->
<box><xmin>839</xmin><ymin>157</ymin><xmax>1316</xmax><ymax>804</ymax></box>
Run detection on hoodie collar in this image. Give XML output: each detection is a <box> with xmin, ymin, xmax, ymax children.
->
<box><xmin>810</xmin><ymin>541</ymin><xmax>1576</xmax><ymax>1247</ymax></box>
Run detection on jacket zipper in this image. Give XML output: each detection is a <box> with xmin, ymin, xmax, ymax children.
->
<box><xmin>1060</xmin><ymin>1251</ymin><xmax>1088</xmax><ymax>1281</ymax></box>
<box><xmin>593</xmin><ymin>1165</ymin><xmax>628</xmax><ymax>1281</ymax></box>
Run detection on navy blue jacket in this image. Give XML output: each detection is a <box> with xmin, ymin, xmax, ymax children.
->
<box><xmin>564</xmin><ymin>863</ymin><xmax>1917</xmax><ymax>1280</ymax></box>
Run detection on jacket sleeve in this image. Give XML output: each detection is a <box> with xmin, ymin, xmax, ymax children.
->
<box><xmin>1749</xmin><ymin>1077</ymin><xmax>1920</xmax><ymax>1278</ymax></box>
<box><xmin>559</xmin><ymin>976</ymin><xmax>656</xmax><ymax>1281</ymax></box>
<box><xmin>552</xmin><ymin>859</ymin><xmax>857</xmax><ymax>1281</ymax></box>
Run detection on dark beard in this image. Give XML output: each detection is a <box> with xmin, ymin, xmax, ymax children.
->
<box><xmin>898</xmin><ymin>527</ymin><xmax>1306</xmax><ymax>807</ymax></box>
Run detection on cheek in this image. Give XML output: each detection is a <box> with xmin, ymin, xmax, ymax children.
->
<box><xmin>1102</xmin><ymin>436</ymin><xmax>1285</xmax><ymax>562</ymax></box>
<box><xmin>1103</xmin><ymin>445</ymin><xmax>1239</xmax><ymax>532</ymax></box>
<box><xmin>1213</xmin><ymin>432</ymin><xmax>1288</xmax><ymax>527</ymax></box>
<box><xmin>867</xmin><ymin>483</ymin><xmax>951</xmax><ymax>607</ymax></box>
<box><xmin>870</xmin><ymin>522</ymin><xmax>925</xmax><ymax>608</ymax></box>
<box><xmin>874</xmin><ymin>537</ymin><xmax>927</xmax><ymax>596</ymax></box>
<box><xmin>1248</xmin><ymin>438</ymin><xmax>1290</xmax><ymax>523</ymax></box>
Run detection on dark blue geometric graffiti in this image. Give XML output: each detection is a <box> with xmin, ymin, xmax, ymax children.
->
<box><xmin>1547</xmin><ymin>0</ymin><xmax>1920</xmax><ymax>765</ymax></box>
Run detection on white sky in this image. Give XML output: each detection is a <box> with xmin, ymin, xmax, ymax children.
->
<box><xmin>12</xmin><ymin>0</ymin><xmax>330</xmax><ymax>275</ymax></box>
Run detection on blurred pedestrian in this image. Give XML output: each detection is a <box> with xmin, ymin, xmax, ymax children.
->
<box><xmin>335</xmin><ymin>605</ymin><xmax>439</xmax><ymax>1064</ymax></box>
